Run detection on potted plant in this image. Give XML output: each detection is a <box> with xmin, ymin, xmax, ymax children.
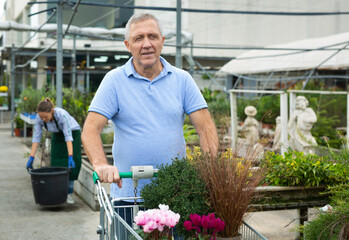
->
<box><xmin>140</xmin><ymin>158</ymin><xmax>212</xmax><ymax>238</ymax></box>
<box><xmin>134</xmin><ymin>204</ymin><xmax>180</xmax><ymax>240</ymax></box>
<box><xmin>193</xmin><ymin>150</ymin><xmax>264</xmax><ymax>239</ymax></box>
<box><xmin>184</xmin><ymin>213</ymin><xmax>225</xmax><ymax>239</ymax></box>
<box><xmin>17</xmin><ymin>87</ymin><xmax>43</xmax><ymax>115</ymax></box>
<box><xmin>14</xmin><ymin>115</ymin><xmax>24</xmax><ymax>137</ymax></box>
<box><xmin>141</xmin><ymin>149</ymin><xmax>265</xmax><ymax>239</ymax></box>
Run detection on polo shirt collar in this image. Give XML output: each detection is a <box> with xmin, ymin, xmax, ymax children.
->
<box><xmin>124</xmin><ymin>56</ymin><xmax>173</xmax><ymax>80</ymax></box>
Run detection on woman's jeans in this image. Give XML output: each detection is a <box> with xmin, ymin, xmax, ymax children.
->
<box><xmin>68</xmin><ymin>180</ymin><xmax>74</xmax><ymax>194</ymax></box>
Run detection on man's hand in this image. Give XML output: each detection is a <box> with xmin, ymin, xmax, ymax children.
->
<box><xmin>94</xmin><ymin>164</ymin><xmax>122</xmax><ymax>188</ymax></box>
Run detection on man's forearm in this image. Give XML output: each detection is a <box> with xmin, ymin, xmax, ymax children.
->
<box><xmin>198</xmin><ymin>121</ymin><xmax>219</xmax><ymax>157</ymax></box>
<box><xmin>81</xmin><ymin>128</ymin><xmax>109</xmax><ymax>168</ymax></box>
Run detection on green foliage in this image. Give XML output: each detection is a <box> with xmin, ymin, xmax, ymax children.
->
<box><xmin>261</xmin><ymin>151</ymin><xmax>349</xmax><ymax>187</ymax></box>
<box><xmin>306</xmin><ymin>95</ymin><xmax>344</xmax><ymax>149</ymax></box>
<box><xmin>207</xmin><ymin>95</ymin><xmax>230</xmax><ymax>123</ymax></box>
<box><xmin>303</xmin><ymin>211</ymin><xmax>346</xmax><ymax>240</ymax></box>
<box><xmin>183</xmin><ymin>124</ymin><xmax>199</xmax><ymax>143</ymax></box>
<box><xmin>302</xmin><ymin>184</ymin><xmax>349</xmax><ymax>240</ymax></box>
<box><xmin>0</xmin><ymin>96</ymin><xmax>7</xmax><ymax>106</ymax></box>
<box><xmin>237</xmin><ymin>95</ymin><xmax>280</xmax><ymax>124</ymax></box>
<box><xmin>201</xmin><ymin>73</ymin><xmax>213</xmax><ymax>80</ymax></box>
<box><xmin>14</xmin><ymin>115</ymin><xmax>24</xmax><ymax>128</ymax></box>
<box><xmin>62</xmin><ymin>88</ymin><xmax>94</xmax><ymax>127</ymax></box>
<box><xmin>101</xmin><ymin>131</ymin><xmax>114</xmax><ymax>144</ymax></box>
<box><xmin>17</xmin><ymin>87</ymin><xmax>44</xmax><ymax>113</ymax></box>
<box><xmin>201</xmin><ymin>87</ymin><xmax>220</xmax><ymax>103</ymax></box>
<box><xmin>200</xmin><ymin>88</ymin><xmax>230</xmax><ymax>125</ymax></box>
<box><xmin>140</xmin><ymin>158</ymin><xmax>212</xmax><ymax>237</ymax></box>
<box><xmin>16</xmin><ymin>87</ymin><xmax>93</xmax><ymax>127</ymax></box>
<box><xmin>327</xmin><ymin>148</ymin><xmax>349</xmax><ymax>165</ymax></box>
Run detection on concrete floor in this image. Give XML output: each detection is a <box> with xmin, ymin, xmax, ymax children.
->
<box><xmin>0</xmin><ymin>123</ymin><xmax>99</xmax><ymax>240</ymax></box>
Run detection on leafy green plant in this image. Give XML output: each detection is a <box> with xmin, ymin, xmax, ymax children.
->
<box><xmin>14</xmin><ymin>115</ymin><xmax>24</xmax><ymax>129</ymax></box>
<box><xmin>261</xmin><ymin>151</ymin><xmax>349</xmax><ymax>187</ymax></box>
<box><xmin>200</xmin><ymin>88</ymin><xmax>230</xmax><ymax>125</ymax></box>
<box><xmin>17</xmin><ymin>87</ymin><xmax>43</xmax><ymax>113</ymax></box>
<box><xmin>201</xmin><ymin>73</ymin><xmax>213</xmax><ymax>80</ymax></box>
<box><xmin>237</xmin><ymin>95</ymin><xmax>280</xmax><ymax>124</ymax></box>
<box><xmin>62</xmin><ymin>88</ymin><xmax>94</xmax><ymax>127</ymax></box>
<box><xmin>302</xmin><ymin>184</ymin><xmax>349</xmax><ymax>240</ymax></box>
<box><xmin>201</xmin><ymin>87</ymin><xmax>218</xmax><ymax>102</ymax></box>
<box><xmin>307</xmin><ymin>95</ymin><xmax>343</xmax><ymax>149</ymax></box>
<box><xmin>0</xmin><ymin>96</ymin><xmax>7</xmax><ymax>106</ymax></box>
<box><xmin>140</xmin><ymin>158</ymin><xmax>211</xmax><ymax>237</ymax></box>
<box><xmin>183</xmin><ymin>124</ymin><xmax>199</xmax><ymax>144</ymax></box>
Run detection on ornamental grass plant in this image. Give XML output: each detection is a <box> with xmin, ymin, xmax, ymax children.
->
<box><xmin>193</xmin><ymin>149</ymin><xmax>264</xmax><ymax>238</ymax></box>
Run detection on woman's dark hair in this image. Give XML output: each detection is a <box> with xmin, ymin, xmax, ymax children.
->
<box><xmin>37</xmin><ymin>98</ymin><xmax>54</xmax><ymax>113</ymax></box>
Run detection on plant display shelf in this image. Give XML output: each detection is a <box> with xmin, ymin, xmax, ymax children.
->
<box><xmin>0</xmin><ymin>92</ymin><xmax>8</xmax><ymax>123</ymax></box>
<box><xmin>20</xmin><ymin>113</ymin><xmax>36</xmax><ymax>138</ymax></box>
<box><xmin>251</xmin><ymin>185</ymin><xmax>329</xmax><ymax>239</ymax></box>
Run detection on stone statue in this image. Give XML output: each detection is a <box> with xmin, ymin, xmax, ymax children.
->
<box><xmin>235</xmin><ymin>105</ymin><xmax>264</xmax><ymax>162</ymax></box>
<box><xmin>241</xmin><ymin>106</ymin><xmax>259</xmax><ymax>145</ymax></box>
<box><xmin>288</xmin><ymin>96</ymin><xmax>317</xmax><ymax>154</ymax></box>
<box><xmin>272</xmin><ymin>116</ymin><xmax>282</xmax><ymax>153</ymax></box>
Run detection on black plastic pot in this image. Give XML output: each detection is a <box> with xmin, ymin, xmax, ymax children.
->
<box><xmin>28</xmin><ymin>167</ymin><xmax>69</xmax><ymax>206</ymax></box>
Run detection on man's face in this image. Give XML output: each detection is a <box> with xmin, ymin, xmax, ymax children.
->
<box><xmin>124</xmin><ymin>18</ymin><xmax>165</xmax><ymax>70</ymax></box>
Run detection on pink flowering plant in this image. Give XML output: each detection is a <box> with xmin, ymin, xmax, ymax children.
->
<box><xmin>183</xmin><ymin>213</ymin><xmax>225</xmax><ymax>240</ymax></box>
<box><xmin>134</xmin><ymin>204</ymin><xmax>180</xmax><ymax>240</ymax></box>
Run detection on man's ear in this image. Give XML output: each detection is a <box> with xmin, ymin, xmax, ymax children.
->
<box><xmin>124</xmin><ymin>40</ymin><xmax>131</xmax><ymax>52</ymax></box>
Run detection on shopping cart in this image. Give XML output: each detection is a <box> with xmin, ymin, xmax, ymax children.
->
<box><xmin>93</xmin><ymin>166</ymin><xmax>268</xmax><ymax>240</ymax></box>
<box><xmin>93</xmin><ymin>166</ymin><xmax>158</xmax><ymax>240</ymax></box>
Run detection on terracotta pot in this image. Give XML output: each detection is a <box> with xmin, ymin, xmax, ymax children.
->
<box><xmin>14</xmin><ymin>128</ymin><xmax>22</xmax><ymax>137</ymax></box>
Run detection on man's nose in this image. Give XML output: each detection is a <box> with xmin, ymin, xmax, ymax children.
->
<box><xmin>143</xmin><ymin>37</ymin><xmax>152</xmax><ymax>47</ymax></box>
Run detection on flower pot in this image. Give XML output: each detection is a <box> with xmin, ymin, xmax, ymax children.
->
<box><xmin>14</xmin><ymin>128</ymin><xmax>23</xmax><ymax>137</ymax></box>
<box><xmin>216</xmin><ymin>236</ymin><xmax>241</xmax><ymax>240</ymax></box>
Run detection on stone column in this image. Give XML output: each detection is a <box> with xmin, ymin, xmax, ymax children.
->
<box><xmin>37</xmin><ymin>56</ymin><xmax>47</xmax><ymax>89</ymax></box>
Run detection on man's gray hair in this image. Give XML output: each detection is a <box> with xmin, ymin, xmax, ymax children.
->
<box><xmin>124</xmin><ymin>13</ymin><xmax>163</xmax><ymax>41</ymax></box>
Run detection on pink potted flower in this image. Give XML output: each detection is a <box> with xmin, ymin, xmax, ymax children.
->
<box><xmin>183</xmin><ymin>213</ymin><xmax>225</xmax><ymax>240</ymax></box>
<box><xmin>134</xmin><ymin>204</ymin><xmax>180</xmax><ymax>239</ymax></box>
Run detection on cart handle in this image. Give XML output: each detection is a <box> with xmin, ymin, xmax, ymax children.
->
<box><xmin>93</xmin><ymin>168</ymin><xmax>158</xmax><ymax>184</ymax></box>
<box><xmin>93</xmin><ymin>171</ymin><xmax>133</xmax><ymax>183</ymax></box>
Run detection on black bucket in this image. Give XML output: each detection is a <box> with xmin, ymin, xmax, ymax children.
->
<box><xmin>28</xmin><ymin>167</ymin><xmax>69</xmax><ymax>206</ymax></box>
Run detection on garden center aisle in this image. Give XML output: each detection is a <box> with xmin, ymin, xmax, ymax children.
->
<box><xmin>0</xmin><ymin>120</ymin><xmax>315</xmax><ymax>240</ymax></box>
<box><xmin>0</xmin><ymin>122</ymin><xmax>99</xmax><ymax>240</ymax></box>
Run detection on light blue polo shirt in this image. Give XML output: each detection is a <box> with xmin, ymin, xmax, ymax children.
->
<box><xmin>89</xmin><ymin>56</ymin><xmax>207</xmax><ymax>198</ymax></box>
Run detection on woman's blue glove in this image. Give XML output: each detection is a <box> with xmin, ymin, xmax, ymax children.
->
<box><xmin>68</xmin><ymin>155</ymin><xmax>75</xmax><ymax>168</ymax></box>
<box><xmin>26</xmin><ymin>156</ymin><xmax>35</xmax><ymax>169</ymax></box>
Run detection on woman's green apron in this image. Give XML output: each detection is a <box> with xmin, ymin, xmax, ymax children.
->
<box><xmin>45</xmin><ymin>117</ymin><xmax>81</xmax><ymax>180</ymax></box>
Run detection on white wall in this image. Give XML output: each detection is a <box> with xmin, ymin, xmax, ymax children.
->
<box><xmin>136</xmin><ymin>0</ymin><xmax>349</xmax><ymax>58</ymax></box>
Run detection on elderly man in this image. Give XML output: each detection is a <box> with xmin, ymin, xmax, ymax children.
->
<box><xmin>81</xmin><ymin>13</ymin><xmax>218</xmax><ymax>200</ymax></box>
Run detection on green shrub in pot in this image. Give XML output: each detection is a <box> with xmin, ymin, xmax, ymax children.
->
<box><xmin>140</xmin><ymin>158</ymin><xmax>212</xmax><ymax>237</ymax></box>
